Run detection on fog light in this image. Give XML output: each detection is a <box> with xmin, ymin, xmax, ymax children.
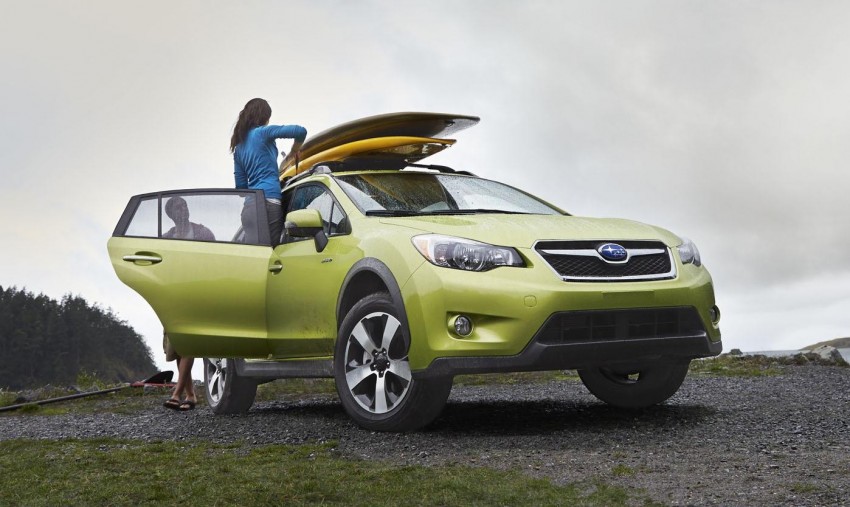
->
<box><xmin>709</xmin><ymin>305</ymin><xmax>721</xmax><ymax>324</ymax></box>
<box><xmin>454</xmin><ymin>315</ymin><xmax>473</xmax><ymax>337</ymax></box>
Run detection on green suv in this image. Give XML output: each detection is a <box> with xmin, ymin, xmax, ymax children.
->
<box><xmin>108</xmin><ymin>112</ymin><xmax>721</xmax><ymax>431</ymax></box>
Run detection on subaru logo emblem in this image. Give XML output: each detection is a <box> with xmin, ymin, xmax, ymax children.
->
<box><xmin>598</xmin><ymin>243</ymin><xmax>628</xmax><ymax>262</ymax></box>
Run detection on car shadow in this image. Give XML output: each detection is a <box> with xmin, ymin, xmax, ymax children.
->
<box><xmin>250</xmin><ymin>395</ymin><xmax>717</xmax><ymax>437</ymax></box>
<box><xmin>423</xmin><ymin>399</ymin><xmax>719</xmax><ymax>437</ymax></box>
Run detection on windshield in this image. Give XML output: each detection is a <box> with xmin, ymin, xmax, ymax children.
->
<box><xmin>335</xmin><ymin>173</ymin><xmax>564</xmax><ymax>216</ymax></box>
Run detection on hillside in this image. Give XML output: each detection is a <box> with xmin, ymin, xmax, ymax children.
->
<box><xmin>801</xmin><ymin>337</ymin><xmax>850</xmax><ymax>350</ymax></box>
<box><xmin>0</xmin><ymin>286</ymin><xmax>156</xmax><ymax>390</ymax></box>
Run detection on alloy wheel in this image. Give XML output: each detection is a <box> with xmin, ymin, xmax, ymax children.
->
<box><xmin>205</xmin><ymin>358</ymin><xmax>228</xmax><ymax>405</ymax></box>
<box><xmin>343</xmin><ymin>311</ymin><xmax>412</xmax><ymax>414</ymax></box>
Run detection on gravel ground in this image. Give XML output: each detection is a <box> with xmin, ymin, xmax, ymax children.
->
<box><xmin>2</xmin><ymin>365</ymin><xmax>849</xmax><ymax>506</ymax></box>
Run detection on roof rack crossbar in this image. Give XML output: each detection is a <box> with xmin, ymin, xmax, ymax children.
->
<box><xmin>406</xmin><ymin>163</ymin><xmax>477</xmax><ymax>177</ymax></box>
<box><xmin>281</xmin><ymin>160</ymin><xmax>476</xmax><ymax>189</ymax></box>
<box><xmin>405</xmin><ymin>163</ymin><xmax>456</xmax><ymax>173</ymax></box>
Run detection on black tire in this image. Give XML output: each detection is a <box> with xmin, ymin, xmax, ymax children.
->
<box><xmin>578</xmin><ymin>360</ymin><xmax>690</xmax><ymax>408</ymax></box>
<box><xmin>203</xmin><ymin>357</ymin><xmax>258</xmax><ymax>414</ymax></box>
<box><xmin>334</xmin><ymin>292</ymin><xmax>452</xmax><ymax>431</ymax></box>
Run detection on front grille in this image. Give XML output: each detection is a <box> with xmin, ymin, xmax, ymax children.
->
<box><xmin>535</xmin><ymin>240</ymin><xmax>674</xmax><ymax>281</ymax></box>
<box><xmin>536</xmin><ymin>307</ymin><xmax>706</xmax><ymax>345</ymax></box>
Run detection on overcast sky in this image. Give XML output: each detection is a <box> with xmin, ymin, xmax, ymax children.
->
<box><xmin>2</xmin><ymin>1</ymin><xmax>848</xmax><ymax>373</ymax></box>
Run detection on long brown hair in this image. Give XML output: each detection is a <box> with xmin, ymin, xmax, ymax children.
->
<box><xmin>230</xmin><ymin>98</ymin><xmax>272</xmax><ymax>152</ymax></box>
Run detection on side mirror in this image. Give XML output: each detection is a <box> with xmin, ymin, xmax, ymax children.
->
<box><xmin>284</xmin><ymin>209</ymin><xmax>329</xmax><ymax>252</ymax></box>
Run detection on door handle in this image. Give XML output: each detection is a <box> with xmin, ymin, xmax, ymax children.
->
<box><xmin>269</xmin><ymin>264</ymin><xmax>283</xmax><ymax>273</ymax></box>
<box><xmin>123</xmin><ymin>254</ymin><xmax>162</xmax><ymax>264</ymax></box>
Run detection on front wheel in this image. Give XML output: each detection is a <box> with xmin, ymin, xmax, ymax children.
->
<box><xmin>203</xmin><ymin>358</ymin><xmax>258</xmax><ymax>414</ymax></box>
<box><xmin>578</xmin><ymin>360</ymin><xmax>690</xmax><ymax>408</ymax></box>
<box><xmin>334</xmin><ymin>292</ymin><xmax>452</xmax><ymax>431</ymax></box>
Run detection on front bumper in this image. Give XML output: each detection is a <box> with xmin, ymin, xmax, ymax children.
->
<box><xmin>416</xmin><ymin>325</ymin><xmax>722</xmax><ymax>379</ymax></box>
<box><xmin>402</xmin><ymin>249</ymin><xmax>722</xmax><ymax>373</ymax></box>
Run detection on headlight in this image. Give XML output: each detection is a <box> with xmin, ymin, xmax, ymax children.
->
<box><xmin>677</xmin><ymin>238</ymin><xmax>702</xmax><ymax>267</ymax></box>
<box><xmin>412</xmin><ymin>234</ymin><xmax>524</xmax><ymax>271</ymax></box>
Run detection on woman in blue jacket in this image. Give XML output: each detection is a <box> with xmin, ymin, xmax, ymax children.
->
<box><xmin>231</xmin><ymin>98</ymin><xmax>307</xmax><ymax>246</ymax></box>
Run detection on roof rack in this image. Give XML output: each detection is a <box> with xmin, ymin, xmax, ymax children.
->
<box><xmin>281</xmin><ymin>159</ymin><xmax>476</xmax><ymax>189</ymax></box>
<box><xmin>281</xmin><ymin>164</ymin><xmax>333</xmax><ymax>189</ymax></box>
<box><xmin>406</xmin><ymin>162</ymin><xmax>477</xmax><ymax>176</ymax></box>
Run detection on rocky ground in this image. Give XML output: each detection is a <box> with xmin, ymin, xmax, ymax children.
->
<box><xmin>2</xmin><ymin>365</ymin><xmax>849</xmax><ymax>506</ymax></box>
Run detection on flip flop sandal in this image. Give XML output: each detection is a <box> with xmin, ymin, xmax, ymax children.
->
<box><xmin>163</xmin><ymin>398</ymin><xmax>181</xmax><ymax>410</ymax></box>
<box><xmin>178</xmin><ymin>400</ymin><xmax>196</xmax><ymax>411</ymax></box>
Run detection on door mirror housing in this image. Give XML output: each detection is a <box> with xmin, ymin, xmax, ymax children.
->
<box><xmin>285</xmin><ymin>209</ymin><xmax>328</xmax><ymax>252</ymax></box>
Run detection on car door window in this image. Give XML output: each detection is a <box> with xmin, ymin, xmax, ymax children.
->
<box><xmin>124</xmin><ymin>198</ymin><xmax>158</xmax><ymax>237</ymax></box>
<box><xmin>287</xmin><ymin>185</ymin><xmax>349</xmax><ymax>237</ymax></box>
<box><xmin>118</xmin><ymin>191</ymin><xmax>268</xmax><ymax>245</ymax></box>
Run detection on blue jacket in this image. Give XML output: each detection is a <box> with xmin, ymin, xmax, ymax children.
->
<box><xmin>234</xmin><ymin>124</ymin><xmax>307</xmax><ymax>200</ymax></box>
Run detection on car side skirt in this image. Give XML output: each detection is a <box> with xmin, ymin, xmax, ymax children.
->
<box><xmin>234</xmin><ymin>358</ymin><xmax>334</xmax><ymax>379</ymax></box>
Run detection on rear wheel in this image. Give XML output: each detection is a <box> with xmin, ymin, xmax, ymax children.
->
<box><xmin>578</xmin><ymin>360</ymin><xmax>690</xmax><ymax>408</ymax></box>
<box><xmin>334</xmin><ymin>292</ymin><xmax>452</xmax><ymax>431</ymax></box>
<box><xmin>203</xmin><ymin>358</ymin><xmax>258</xmax><ymax>414</ymax></box>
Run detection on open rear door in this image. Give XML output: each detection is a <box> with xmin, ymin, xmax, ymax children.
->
<box><xmin>107</xmin><ymin>189</ymin><xmax>275</xmax><ymax>358</ymax></box>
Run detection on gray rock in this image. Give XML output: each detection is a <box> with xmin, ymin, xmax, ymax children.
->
<box><xmin>810</xmin><ymin>345</ymin><xmax>846</xmax><ymax>364</ymax></box>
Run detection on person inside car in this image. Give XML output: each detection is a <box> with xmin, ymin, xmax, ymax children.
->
<box><xmin>162</xmin><ymin>196</ymin><xmax>215</xmax><ymax>242</ymax></box>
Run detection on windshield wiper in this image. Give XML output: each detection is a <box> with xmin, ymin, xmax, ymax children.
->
<box><xmin>364</xmin><ymin>209</ymin><xmax>424</xmax><ymax>217</ymax></box>
<box><xmin>366</xmin><ymin>208</ymin><xmax>532</xmax><ymax>217</ymax></box>
<box><xmin>367</xmin><ymin>207</ymin><xmax>537</xmax><ymax>217</ymax></box>
<box><xmin>426</xmin><ymin>209</ymin><xmax>531</xmax><ymax>215</ymax></box>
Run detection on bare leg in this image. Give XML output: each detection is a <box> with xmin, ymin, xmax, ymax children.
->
<box><xmin>179</xmin><ymin>357</ymin><xmax>196</xmax><ymax>403</ymax></box>
<box><xmin>164</xmin><ymin>358</ymin><xmax>185</xmax><ymax>409</ymax></box>
<box><xmin>169</xmin><ymin>357</ymin><xmax>193</xmax><ymax>400</ymax></box>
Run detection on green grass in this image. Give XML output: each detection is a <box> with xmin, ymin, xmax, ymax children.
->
<box><xmin>689</xmin><ymin>351</ymin><xmax>848</xmax><ymax>377</ymax></box>
<box><xmin>611</xmin><ymin>464</ymin><xmax>635</xmax><ymax>477</ymax></box>
<box><xmin>789</xmin><ymin>482</ymin><xmax>819</xmax><ymax>494</ymax></box>
<box><xmin>75</xmin><ymin>369</ymin><xmax>113</xmax><ymax>391</ymax></box>
<box><xmin>688</xmin><ymin>355</ymin><xmax>783</xmax><ymax>377</ymax></box>
<box><xmin>0</xmin><ymin>389</ymin><xmax>15</xmax><ymax>407</ymax></box>
<box><xmin>0</xmin><ymin>386</ymin><xmax>172</xmax><ymax>415</ymax></box>
<box><xmin>0</xmin><ymin>439</ymin><xmax>654</xmax><ymax>507</ymax></box>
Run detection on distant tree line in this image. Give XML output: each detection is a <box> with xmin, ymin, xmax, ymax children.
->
<box><xmin>0</xmin><ymin>286</ymin><xmax>156</xmax><ymax>390</ymax></box>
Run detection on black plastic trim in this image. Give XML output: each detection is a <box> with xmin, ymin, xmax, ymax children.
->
<box><xmin>414</xmin><ymin>334</ymin><xmax>723</xmax><ymax>379</ymax></box>
<box><xmin>336</xmin><ymin>258</ymin><xmax>407</xmax><ymax>333</ymax></box>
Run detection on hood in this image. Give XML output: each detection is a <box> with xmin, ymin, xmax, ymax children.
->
<box><xmin>378</xmin><ymin>214</ymin><xmax>682</xmax><ymax>249</ymax></box>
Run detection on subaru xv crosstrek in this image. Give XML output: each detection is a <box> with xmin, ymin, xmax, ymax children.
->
<box><xmin>108</xmin><ymin>112</ymin><xmax>722</xmax><ymax>431</ymax></box>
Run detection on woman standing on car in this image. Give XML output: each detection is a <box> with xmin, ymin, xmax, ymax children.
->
<box><xmin>231</xmin><ymin>98</ymin><xmax>307</xmax><ymax>246</ymax></box>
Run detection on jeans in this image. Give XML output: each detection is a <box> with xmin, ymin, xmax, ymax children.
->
<box><xmin>242</xmin><ymin>199</ymin><xmax>284</xmax><ymax>246</ymax></box>
<box><xmin>267</xmin><ymin>200</ymin><xmax>283</xmax><ymax>247</ymax></box>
